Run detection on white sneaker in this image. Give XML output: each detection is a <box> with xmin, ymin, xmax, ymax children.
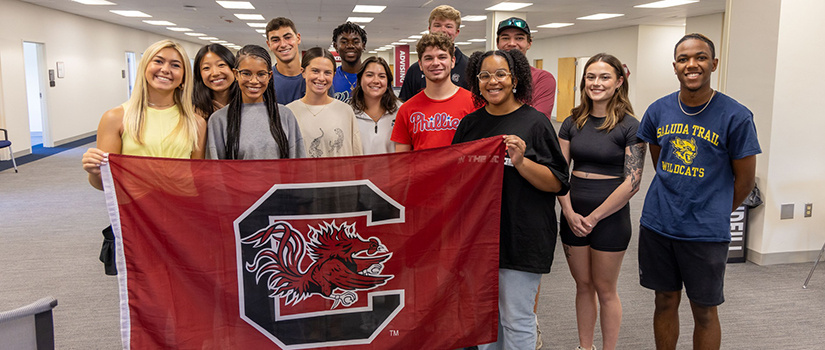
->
<box><xmin>575</xmin><ymin>346</ymin><xmax>596</xmax><ymax>350</ymax></box>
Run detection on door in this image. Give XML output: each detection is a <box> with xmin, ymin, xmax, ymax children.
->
<box><xmin>556</xmin><ymin>57</ymin><xmax>576</xmax><ymax>122</ymax></box>
<box><xmin>23</xmin><ymin>42</ymin><xmax>50</xmax><ymax>147</ymax></box>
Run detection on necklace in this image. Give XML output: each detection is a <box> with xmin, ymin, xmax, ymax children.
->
<box><xmin>302</xmin><ymin>100</ymin><xmax>329</xmax><ymax>117</ymax></box>
<box><xmin>338</xmin><ymin>68</ymin><xmax>357</xmax><ymax>90</ymax></box>
<box><xmin>678</xmin><ymin>90</ymin><xmax>715</xmax><ymax>116</ymax></box>
<box><xmin>148</xmin><ymin>102</ymin><xmax>175</xmax><ymax>108</ymax></box>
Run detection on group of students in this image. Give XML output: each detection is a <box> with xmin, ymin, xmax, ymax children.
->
<box><xmin>81</xmin><ymin>4</ymin><xmax>760</xmax><ymax>350</ymax></box>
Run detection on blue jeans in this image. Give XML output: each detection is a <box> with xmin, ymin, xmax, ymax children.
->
<box><xmin>478</xmin><ymin>268</ymin><xmax>542</xmax><ymax>350</ymax></box>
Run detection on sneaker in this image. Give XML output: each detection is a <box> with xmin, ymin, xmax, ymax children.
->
<box><xmin>575</xmin><ymin>346</ymin><xmax>596</xmax><ymax>350</ymax></box>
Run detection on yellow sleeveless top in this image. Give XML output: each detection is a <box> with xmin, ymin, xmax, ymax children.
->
<box><xmin>121</xmin><ymin>104</ymin><xmax>193</xmax><ymax>158</ymax></box>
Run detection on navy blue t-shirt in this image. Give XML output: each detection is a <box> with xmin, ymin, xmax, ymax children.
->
<box><xmin>637</xmin><ymin>91</ymin><xmax>761</xmax><ymax>242</ymax></box>
<box><xmin>271</xmin><ymin>64</ymin><xmax>306</xmax><ymax>105</ymax></box>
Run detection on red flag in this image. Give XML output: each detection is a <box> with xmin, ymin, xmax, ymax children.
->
<box><xmin>101</xmin><ymin>137</ymin><xmax>504</xmax><ymax>349</ymax></box>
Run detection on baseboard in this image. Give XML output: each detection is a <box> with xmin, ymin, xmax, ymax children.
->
<box><xmin>54</xmin><ymin>131</ymin><xmax>96</xmax><ymax>147</ymax></box>
<box><xmin>747</xmin><ymin>249</ymin><xmax>823</xmax><ymax>265</ymax></box>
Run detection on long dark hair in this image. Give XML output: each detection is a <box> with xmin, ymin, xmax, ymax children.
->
<box><xmin>569</xmin><ymin>53</ymin><xmax>634</xmax><ymax>132</ymax></box>
<box><xmin>193</xmin><ymin>44</ymin><xmax>237</xmax><ymax>117</ymax></box>
<box><xmin>224</xmin><ymin>44</ymin><xmax>290</xmax><ymax>159</ymax></box>
<box><xmin>465</xmin><ymin>49</ymin><xmax>532</xmax><ymax>109</ymax></box>
<box><xmin>350</xmin><ymin>56</ymin><xmax>399</xmax><ymax>114</ymax></box>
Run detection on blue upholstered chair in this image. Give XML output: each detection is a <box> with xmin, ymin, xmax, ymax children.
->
<box><xmin>0</xmin><ymin>128</ymin><xmax>18</xmax><ymax>173</ymax></box>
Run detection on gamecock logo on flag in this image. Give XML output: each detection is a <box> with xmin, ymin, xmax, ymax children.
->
<box><xmin>101</xmin><ymin>137</ymin><xmax>505</xmax><ymax>350</ymax></box>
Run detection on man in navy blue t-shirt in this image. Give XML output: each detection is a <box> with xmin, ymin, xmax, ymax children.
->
<box><xmin>637</xmin><ymin>33</ymin><xmax>761</xmax><ymax>349</ymax></box>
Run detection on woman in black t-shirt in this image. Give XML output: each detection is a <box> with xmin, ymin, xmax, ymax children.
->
<box><xmin>557</xmin><ymin>53</ymin><xmax>646</xmax><ymax>350</ymax></box>
<box><xmin>453</xmin><ymin>49</ymin><xmax>569</xmax><ymax>350</ymax></box>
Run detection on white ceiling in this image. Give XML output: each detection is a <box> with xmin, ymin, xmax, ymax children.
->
<box><xmin>21</xmin><ymin>0</ymin><xmax>726</xmax><ymax>53</ymax></box>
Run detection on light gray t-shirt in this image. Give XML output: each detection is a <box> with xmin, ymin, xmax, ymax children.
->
<box><xmin>206</xmin><ymin>102</ymin><xmax>306</xmax><ymax>159</ymax></box>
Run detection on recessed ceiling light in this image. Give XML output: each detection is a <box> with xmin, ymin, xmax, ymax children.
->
<box><xmin>369</xmin><ymin>51</ymin><xmax>378</xmax><ymax>54</ymax></box>
<box><xmin>530</xmin><ymin>30</ymin><xmax>538</xmax><ymax>33</ymax></box>
<box><xmin>234</xmin><ymin>14</ymin><xmax>265</xmax><ymax>20</ymax></box>
<box><xmin>143</xmin><ymin>20</ymin><xmax>175</xmax><ymax>26</ymax></box>
<box><xmin>461</xmin><ymin>15</ymin><xmax>486</xmax><ymax>22</ymax></box>
<box><xmin>353</xmin><ymin>5</ymin><xmax>386</xmax><ymax>13</ymax></box>
<box><xmin>347</xmin><ymin>17</ymin><xmax>374</xmax><ymax>23</ymax></box>
<box><xmin>635</xmin><ymin>0</ymin><xmax>699</xmax><ymax>8</ymax></box>
<box><xmin>400</xmin><ymin>39</ymin><xmax>416</xmax><ymax>42</ymax></box>
<box><xmin>392</xmin><ymin>42</ymin><xmax>404</xmax><ymax>45</ymax></box>
<box><xmin>216</xmin><ymin>1</ymin><xmax>254</xmax><ymax>9</ymax></box>
<box><xmin>577</xmin><ymin>13</ymin><xmax>624</xmax><ymax>20</ymax></box>
<box><xmin>537</xmin><ymin>22</ymin><xmax>574</xmax><ymax>28</ymax></box>
<box><xmin>460</xmin><ymin>24</ymin><xmax>466</xmax><ymax>28</ymax></box>
<box><xmin>247</xmin><ymin>22</ymin><xmax>267</xmax><ymax>28</ymax></box>
<box><xmin>225</xmin><ymin>43</ymin><xmax>235</xmax><ymax>46</ymax></box>
<box><xmin>167</xmin><ymin>27</ymin><xmax>192</xmax><ymax>32</ymax></box>
<box><xmin>468</xmin><ymin>38</ymin><xmax>486</xmax><ymax>42</ymax></box>
<box><xmin>409</xmin><ymin>35</ymin><xmax>422</xmax><ymax>39</ymax></box>
<box><xmin>211</xmin><ymin>40</ymin><xmax>228</xmax><ymax>44</ymax></box>
<box><xmin>185</xmin><ymin>33</ymin><xmax>206</xmax><ymax>36</ymax></box>
<box><xmin>255</xmin><ymin>29</ymin><xmax>266</xmax><ymax>33</ymax></box>
<box><xmin>420</xmin><ymin>30</ymin><xmax>429</xmax><ymax>35</ymax></box>
<box><xmin>199</xmin><ymin>37</ymin><xmax>219</xmax><ymax>40</ymax></box>
<box><xmin>455</xmin><ymin>42</ymin><xmax>471</xmax><ymax>46</ymax></box>
<box><xmin>485</xmin><ymin>2</ymin><xmax>532</xmax><ymax>11</ymax></box>
<box><xmin>110</xmin><ymin>10</ymin><xmax>151</xmax><ymax>18</ymax></box>
<box><xmin>72</xmin><ymin>0</ymin><xmax>115</xmax><ymax>5</ymax></box>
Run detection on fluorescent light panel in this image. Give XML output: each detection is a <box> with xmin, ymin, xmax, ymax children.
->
<box><xmin>353</xmin><ymin>5</ymin><xmax>386</xmax><ymax>13</ymax></box>
<box><xmin>199</xmin><ymin>37</ymin><xmax>219</xmax><ymax>40</ymax></box>
<box><xmin>110</xmin><ymin>10</ymin><xmax>151</xmax><ymax>17</ymax></box>
<box><xmin>462</xmin><ymin>15</ymin><xmax>486</xmax><ymax>22</ymax></box>
<box><xmin>635</xmin><ymin>0</ymin><xmax>699</xmax><ymax>8</ymax></box>
<box><xmin>216</xmin><ymin>1</ymin><xmax>254</xmax><ymax>9</ymax></box>
<box><xmin>185</xmin><ymin>32</ymin><xmax>206</xmax><ymax>36</ymax></box>
<box><xmin>347</xmin><ymin>17</ymin><xmax>374</xmax><ymax>23</ymax></box>
<box><xmin>537</xmin><ymin>22</ymin><xmax>574</xmax><ymax>28</ymax></box>
<box><xmin>234</xmin><ymin>14</ymin><xmax>265</xmax><ymax>20</ymax></box>
<box><xmin>247</xmin><ymin>22</ymin><xmax>267</xmax><ymax>28</ymax></box>
<box><xmin>409</xmin><ymin>35</ymin><xmax>422</xmax><ymax>39</ymax></box>
<box><xmin>485</xmin><ymin>2</ymin><xmax>532</xmax><ymax>11</ymax></box>
<box><xmin>255</xmin><ymin>29</ymin><xmax>266</xmax><ymax>33</ymax></box>
<box><xmin>72</xmin><ymin>0</ymin><xmax>115</xmax><ymax>5</ymax></box>
<box><xmin>399</xmin><ymin>39</ymin><xmax>416</xmax><ymax>42</ymax></box>
<box><xmin>468</xmin><ymin>38</ymin><xmax>486</xmax><ymax>42</ymax></box>
<box><xmin>455</xmin><ymin>42</ymin><xmax>471</xmax><ymax>45</ymax></box>
<box><xmin>577</xmin><ymin>13</ymin><xmax>624</xmax><ymax>20</ymax></box>
<box><xmin>143</xmin><ymin>20</ymin><xmax>175</xmax><ymax>26</ymax></box>
<box><xmin>167</xmin><ymin>27</ymin><xmax>192</xmax><ymax>32</ymax></box>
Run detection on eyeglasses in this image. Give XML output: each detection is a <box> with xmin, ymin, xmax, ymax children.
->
<box><xmin>477</xmin><ymin>69</ymin><xmax>512</xmax><ymax>82</ymax></box>
<box><xmin>236</xmin><ymin>69</ymin><xmax>271</xmax><ymax>82</ymax></box>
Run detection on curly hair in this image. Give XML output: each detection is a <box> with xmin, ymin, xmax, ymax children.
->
<box><xmin>332</xmin><ymin>21</ymin><xmax>367</xmax><ymax>46</ymax></box>
<box><xmin>465</xmin><ymin>49</ymin><xmax>532</xmax><ymax>109</ymax></box>
<box><xmin>569</xmin><ymin>53</ymin><xmax>634</xmax><ymax>133</ymax></box>
<box><xmin>350</xmin><ymin>56</ymin><xmax>399</xmax><ymax>114</ymax></box>
<box><xmin>415</xmin><ymin>32</ymin><xmax>454</xmax><ymax>59</ymax></box>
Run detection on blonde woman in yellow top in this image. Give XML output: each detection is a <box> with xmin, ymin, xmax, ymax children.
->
<box><xmin>82</xmin><ymin>40</ymin><xmax>207</xmax><ymax>190</ymax></box>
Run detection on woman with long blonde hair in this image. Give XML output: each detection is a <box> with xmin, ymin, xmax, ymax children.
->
<box><xmin>81</xmin><ymin>39</ymin><xmax>206</xmax><ymax>275</ymax></box>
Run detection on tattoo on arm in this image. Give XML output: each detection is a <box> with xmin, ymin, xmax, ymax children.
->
<box><xmin>624</xmin><ymin>143</ymin><xmax>647</xmax><ymax>193</ymax></box>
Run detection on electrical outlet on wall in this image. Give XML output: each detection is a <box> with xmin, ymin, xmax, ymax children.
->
<box><xmin>805</xmin><ymin>203</ymin><xmax>813</xmax><ymax>218</ymax></box>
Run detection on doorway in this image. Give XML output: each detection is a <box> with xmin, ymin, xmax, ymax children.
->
<box><xmin>125</xmin><ymin>51</ymin><xmax>137</xmax><ymax>98</ymax></box>
<box><xmin>23</xmin><ymin>42</ymin><xmax>50</xmax><ymax>147</ymax></box>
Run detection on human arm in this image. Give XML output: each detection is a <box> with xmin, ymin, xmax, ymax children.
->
<box><xmin>505</xmin><ymin>134</ymin><xmax>563</xmax><ymax>192</ymax></box>
<box><xmin>582</xmin><ymin>142</ymin><xmax>646</xmax><ymax>226</ymax></box>
<box><xmin>649</xmin><ymin>144</ymin><xmax>661</xmax><ymax>169</ymax></box>
<box><xmin>81</xmin><ymin>106</ymin><xmax>124</xmax><ymax>191</ymax></box>
<box><xmin>731</xmin><ymin>155</ymin><xmax>756</xmax><ymax>211</ymax></box>
<box><xmin>190</xmin><ymin>116</ymin><xmax>207</xmax><ymax>159</ymax></box>
<box><xmin>394</xmin><ymin>143</ymin><xmax>411</xmax><ymax>152</ymax></box>
<box><xmin>555</xmin><ymin>138</ymin><xmax>592</xmax><ymax>236</ymax></box>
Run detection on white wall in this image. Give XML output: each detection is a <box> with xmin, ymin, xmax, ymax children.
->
<box><xmin>634</xmin><ymin>25</ymin><xmax>685</xmax><ymax>117</ymax></box>
<box><xmin>685</xmin><ymin>12</ymin><xmax>724</xmax><ymax>90</ymax></box>
<box><xmin>726</xmin><ymin>0</ymin><xmax>825</xmax><ymax>264</ymax></box>
<box><xmin>0</xmin><ymin>0</ymin><xmax>202</xmax><ymax>155</ymax></box>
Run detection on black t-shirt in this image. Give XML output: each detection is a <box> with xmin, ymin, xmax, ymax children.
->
<box><xmin>559</xmin><ymin>114</ymin><xmax>641</xmax><ymax>177</ymax></box>
<box><xmin>452</xmin><ymin>104</ymin><xmax>570</xmax><ymax>273</ymax></box>
<box><xmin>399</xmin><ymin>47</ymin><xmax>470</xmax><ymax>101</ymax></box>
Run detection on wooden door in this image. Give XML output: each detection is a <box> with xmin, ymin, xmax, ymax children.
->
<box><xmin>556</xmin><ymin>57</ymin><xmax>576</xmax><ymax>122</ymax></box>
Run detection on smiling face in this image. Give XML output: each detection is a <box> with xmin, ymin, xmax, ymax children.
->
<box><xmin>333</xmin><ymin>31</ymin><xmax>365</xmax><ymax>66</ymax></box>
<box><xmin>673</xmin><ymin>38</ymin><xmax>718</xmax><ymax>92</ymax></box>
<box><xmin>144</xmin><ymin>47</ymin><xmax>184</xmax><ymax>93</ymax></box>
<box><xmin>419</xmin><ymin>46</ymin><xmax>455</xmax><ymax>84</ymax></box>
<box><xmin>266</xmin><ymin>26</ymin><xmax>301</xmax><ymax>65</ymax></box>
<box><xmin>360</xmin><ymin>62</ymin><xmax>388</xmax><ymax>100</ymax></box>
<box><xmin>303</xmin><ymin>56</ymin><xmax>335</xmax><ymax>97</ymax></box>
<box><xmin>496</xmin><ymin>28</ymin><xmax>531</xmax><ymax>54</ymax></box>
<box><xmin>429</xmin><ymin>17</ymin><xmax>460</xmax><ymax>41</ymax></box>
<box><xmin>478</xmin><ymin>55</ymin><xmax>516</xmax><ymax>107</ymax></box>
<box><xmin>584</xmin><ymin>61</ymin><xmax>623</xmax><ymax>104</ymax></box>
<box><xmin>199</xmin><ymin>51</ymin><xmax>235</xmax><ymax>93</ymax></box>
<box><xmin>234</xmin><ymin>56</ymin><xmax>271</xmax><ymax>104</ymax></box>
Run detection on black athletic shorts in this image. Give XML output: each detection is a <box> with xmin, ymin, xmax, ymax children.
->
<box><xmin>638</xmin><ymin>225</ymin><xmax>729</xmax><ymax>306</ymax></box>
<box><xmin>560</xmin><ymin>176</ymin><xmax>631</xmax><ymax>252</ymax></box>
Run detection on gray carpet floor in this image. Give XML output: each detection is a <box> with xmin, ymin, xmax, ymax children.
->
<box><xmin>1</xmin><ymin>142</ymin><xmax>824</xmax><ymax>349</ymax></box>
